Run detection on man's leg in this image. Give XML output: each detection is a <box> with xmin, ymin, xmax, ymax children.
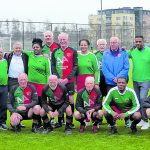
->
<box><xmin>40</xmin><ymin>107</ymin><xmax>53</xmax><ymax>134</ymax></box>
<box><xmin>104</xmin><ymin>111</ymin><xmax>117</xmax><ymax>134</ymax></box>
<box><xmin>0</xmin><ymin>86</ymin><xmax>8</xmax><ymax>130</ymax></box>
<box><xmin>130</xmin><ymin>112</ymin><xmax>141</xmax><ymax>133</ymax></box>
<box><xmin>74</xmin><ymin>111</ymin><xmax>86</xmax><ymax>133</ymax></box>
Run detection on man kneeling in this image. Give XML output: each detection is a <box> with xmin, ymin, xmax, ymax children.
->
<box><xmin>103</xmin><ymin>77</ymin><xmax>141</xmax><ymax>134</ymax></box>
<box><xmin>7</xmin><ymin>73</ymin><xmax>41</xmax><ymax>133</ymax></box>
<box><xmin>40</xmin><ymin>75</ymin><xmax>72</xmax><ymax>134</ymax></box>
<box><xmin>74</xmin><ymin>76</ymin><xmax>103</xmax><ymax>133</ymax></box>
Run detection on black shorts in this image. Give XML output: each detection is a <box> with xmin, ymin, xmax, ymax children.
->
<box><xmin>19</xmin><ymin>111</ymin><xmax>31</xmax><ymax>120</ymax></box>
<box><xmin>66</xmin><ymin>83</ymin><xmax>74</xmax><ymax>95</ymax></box>
<box><xmin>49</xmin><ymin>103</ymin><xmax>63</xmax><ymax>112</ymax></box>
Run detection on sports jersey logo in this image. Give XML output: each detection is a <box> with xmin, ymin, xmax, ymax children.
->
<box><xmin>27</xmin><ymin>92</ymin><xmax>31</xmax><ymax>96</ymax></box>
<box><xmin>57</xmin><ymin>57</ymin><xmax>69</xmax><ymax>64</ymax></box>
<box><xmin>126</xmin><ymin>99</ymin><xmax>129</xmax><ymax>103</ymax></box>
<box><xmin>67</xmin><ymin>53</ymin><xmax>71</xmax><ymax>57</ymax></box>
<box><xmin>84</xmin><ymin>100</ymin><xmax>90</xmax><ymax>107</ymax></box>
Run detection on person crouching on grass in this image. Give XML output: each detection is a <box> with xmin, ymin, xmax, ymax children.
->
<box><xmin>103</xmin><ymin>77</ymin><xmax>141</xmax><ymax>134</ymax></box>
<box><xmin>40</xmin><ymin>75</ymin><xmax>73</xmax><ymax>134</ymax></box>
<box><xmin>7</xmin><ymin>73</ymin><xmax>41</xmax><ymax>133</ymax></box>
<box><xmin>74</xmin><ymin>76</ymin><xmax>103</xmax><ymax>133</ymax></box>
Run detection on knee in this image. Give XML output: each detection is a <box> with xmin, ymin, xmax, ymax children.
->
<box><xmin>10</xmin><ymin>113</ymin><xmax>22</xmax><ymax>126</ymax></box>
<box><xmin>33</xmin><ymin>105</ymin><xmax>41</xmax><ymax>115</ymax></box>
<box><xmin>40</xmin><ymin>108</ymin><xmax>46</xmax><ymax>117</ymax></box>
<box><xmin>74</xmin><ymin>111</ymin><xmax>81</xmax><ymax>120</ymax></box>
<box><xmin>132</xmin><ymin>112</ymin><xmax>141</xmax><ymax>120</ymax></box>
<box><xmin>97</xmin><ymin>110</ymin><xmax>103</xmax><ymax>119</ymax></box>
<box><xmin>66</xmin><ymin>105</ymin><xmax>72</xmax><ymax>116</ymax></box>
<box><xmin>146</xmin><ymin>108</ymin><xmax>150</xmax><ymax>119</ymax></box>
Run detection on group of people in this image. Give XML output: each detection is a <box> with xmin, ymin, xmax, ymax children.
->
<box><xmin>0</xmin><ymin>31</ymin><xmax>150</xmax><ymax>135</ymax></box>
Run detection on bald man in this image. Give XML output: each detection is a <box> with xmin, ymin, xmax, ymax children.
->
<box><xmin>0</xmin><ymin>48</ymin><xmax>8</xmax><ymax>130</ymax></box>
<box><xmin>40</xmin><ymin>75</ymin><xmax>73</xmax><ymax>134</ymax></box>
<box><xmin>42</xmin><ymin>31</ymin><xmax>59</xmax><ymax>57</ymax></box>
<box><xmin>7</xmin><ymin>73</ymin><xmax>41</xmax><ymax>133</ymax></box>
<box><xmin>74</xmin><ymin>76</ymin><xmax>103</xmax><ymax>133</ymax></box>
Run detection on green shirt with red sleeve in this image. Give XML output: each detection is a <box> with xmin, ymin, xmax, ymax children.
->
<box><xmin>103</xmin><ymin>87</ymin><xmax>140</xmax><ymax>117</ymax></box>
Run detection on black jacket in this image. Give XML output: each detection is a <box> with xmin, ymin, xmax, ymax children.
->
<box><xmin>4</xmin><ymin>52</ymin><xmax>28</xmax><ymax>75</ymax></box>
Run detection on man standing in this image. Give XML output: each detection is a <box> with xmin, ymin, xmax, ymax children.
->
<box><xmin>51</xmin><ymin>32</ymin><xmax>78</xmax><ymax>128</ymax></box>
<box><xmin>40</xmin><ymin>75</ymin><xmax>72</xmax><ymax>134</ymax></box>
<box><xmin>102</xmin><ymin>37</ymin><xmax>129</xmax><ymax>92</ymax></box>
<box><xmin>103</xmin><ymin>77</ymin><xmax>141</xmax><ymax>134</ymax></box>
<box><xmin>5</xmin><ymin>41</ymin><xmax>28</xmax><ymax>92</ymax></box>
<box><xmin>0</xmin><ymin>48</ymin><xmax>8</xmax><ymax>130</ymax></box>
<box><xmin>128</xmin><ymin>35</ymin><xmax>150</xmax><ymax>129</ymax></box>
<box><xmin>74</xmin><ymin>76</ymin><xmax>103</xmax><ymax>133</ymax></box>
<box><xmin>42</xmin><ymin>31</ymin><xmax>59</xmax><ymax>57</ymax></box>
<box><xmin>7</xmin><ymin>73</ymin><xmax>41</xmax><ymax>133</ymax></box>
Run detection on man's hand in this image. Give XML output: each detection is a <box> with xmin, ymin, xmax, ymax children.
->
<box><xmin>43</xmin><ymin>54</ymin><xmax>49</xmax><ymax>58</ymax></box>
<box><xmin>118</xmin><ymin>113</ymin><xmax>125</xmax><ymax>119</ymax></box>
<box><xmin>86</xmin><ymin>109</ymin><xmax>95</xmax><ymax>120</ymax></box>
<box><xmin>61</xmin><ymin>78</ymin><xmax>69</xmax><ymax>85</ymax></box>
<box><xmin>58</xmin><ymin>78</ymin><xmax>64</xmax><ymax>84</ymax></box>
<box><xmin>17</xmin><ymin>106</ymin><xmax>26</xmax><ymax>111</ymax></box>
<box><xmin>112</xmin><ymin>112</ymin><xmax>119</xmax><ymax>120</ymax></box>
<box><xmin>113</xmin><ymin>78</ymin><xmax>117</xmax><ymax>83</ymax></box>
<box><xmin>94</xmin><ymin>84</ymin><xmax>99</xmax><ymax>89</ymax></box>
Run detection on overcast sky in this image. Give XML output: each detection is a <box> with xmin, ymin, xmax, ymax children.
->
<box><xmin>0</xmin><ymin>0</ymin><xmax>149</xmax><ymax>23</ymax></box>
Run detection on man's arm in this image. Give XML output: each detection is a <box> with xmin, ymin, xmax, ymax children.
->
<box><xmin>124</xmin><ymin>89</ymin><xmax>140</xmax><ymax>117</ymax></box>
<box><xmin>25</xmin><ymin>85</ymin><xmax>39</xmax><ymax>110</ymax></box>
<box><xmin>103</xmin><ymin>89</ymin><xmax>115</xmax><ymax>115</ymax></box>
<box><xmin>67</xmin><ymin>48</ymin><xmax>78</xmax><ymax>80</ymax></box>
<box><xmin>76</xmin><ymin>91</ymin><xmax>87</xmax><ymax>114</ymax></box>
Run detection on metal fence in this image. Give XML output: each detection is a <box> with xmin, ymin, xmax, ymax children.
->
<box><xmin>0</xmin><ymin>20</ymin><xmax>150</xmax><ymax>51</ymax></box>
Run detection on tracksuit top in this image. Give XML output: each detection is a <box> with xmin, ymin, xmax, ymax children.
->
<box><xmin>51</xmin><ymin>47</ymin><xmax>78</xmax><ymax>83</ymax></box>
<box><xmin>128</xmin><ymin>46</ymin><xmax>150</xmax><ymax>82</ymax></box>
<box><xmin>78</xmin><ymin>52</ymin><xmax>100</xmax><ymax>84</ymax></box>
<box><xmin>103</xmin><ymin>87</ymin><xmax>140</xmax><ymax>117</ymax></box>
<box><xmin>76</xmin><ymin>88</ymin><xmax>102</xmax><ymax>114</ymax></box>
<box><xmin>0</xmin><ymin>58</ymin><xmax>8</xmax><ymax>85</ymax></box>
<box><xmin>41</xmin><ymin>84</ymin><xmax>69</xmax><ymax>114</ymax></box>
<box><xmin>42</xmin><ymin>42</ymin><xmax>60</xmax><ymax>56</ymax></box>
<box><xmin>102</xmin><ymin>48</ymin><xmax>129</xmax><ymax>85</ymax></box>
<box><xmin>7</xmin><ymin>84</ymin><xmax>38</xmax><ymax>113</ymax></box>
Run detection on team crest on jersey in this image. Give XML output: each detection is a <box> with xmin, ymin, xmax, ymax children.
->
<box><xmin>88</xmin><ymin>60</ymin><xmax>91</xmax><ymax>62</ymax></box>
<box><xmin>84</xmin><ymin>100</ymin><xmax>90</xmax><ymax>107</ymax></box>
<box><xmin>92</xmin><ymin>95</ymin><xmax>96</xmax><ymax>100</ymax></box>
<box><xmin>126</xmin><ymin>99</ymin><xmax>129</xmax><ymax>103</ymax></box>
<box><xmin>67</xmin><ymin>53</ymin><xmax>71</xmax><ymax>57</ymax></box>
<box><xmin>27</xmin><ymin>92</ymin><xmax>31</xmax><ymax>96</ymax></box>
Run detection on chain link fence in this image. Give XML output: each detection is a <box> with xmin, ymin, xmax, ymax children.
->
<box><xmin>0</xmin><ymin>20</ymin><xmax>150</xmax><ymax>52</ymax></box>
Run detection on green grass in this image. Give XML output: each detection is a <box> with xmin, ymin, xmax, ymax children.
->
<box><xmin>1</xmin><ymin>60</ymin><xmax>150</xmax><ymax>150</ymax></box>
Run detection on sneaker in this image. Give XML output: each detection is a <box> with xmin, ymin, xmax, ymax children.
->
<box><xmin>110</xmin><ymin>126</ymin><xmax>117</xmax><ymax>134</ymax></box>
<box><xmin>0</xmin><ymin>123</ymin><xmax>8</xmax><ymax>130</ymax></box>
<box><xmin>65</xmin><ymin>126</ymin><xmax>72</xmax><ymax>134</ymax></box>
<box><xmin>125</xmin><ymin>119</ymin><xmax>131</xmax><ymax>128</ymax></box>
<box><xmin>32</xmin><ymin>124</ymin><xmax>40</xmax><ymax>133</ymax></box>
<box><xmin>54</xmin><ymin>123</ymin><xmax>62</xmax><ymax>128</ymax></box>
<box><xmin>141</xmin><ymin>121</ymin><xmax>149</xmax><ymax>130</ymax></box>
<box><xmin>108</xmin><ymin>120</ymin><xmax>116</xmax><ymax>128</ymax></box>
<box><xmin>131</xmin><ymin>124</ymin><xmax>137</xmax><ymax>134</ymax></box>
<box><xmin>50</xmin><ymin>118</ymin><xmax>57</xmax><ymax>126</ymax></box>
<box><xmin>92</xmin><ymin>125</ymin><xmax>98</xmax><ymax>133</ymax></box>
<box><xmin>137</xmin><ymin>120</ymin><xmax>144</xmax><ymax>127</ymax></box>
<box><xmin>61</xmin><ymin>118</ymin><xmax>66</xmax><ymax>125</ymax></box>
<box><xmin>43</xmin><ymin>127</ymin><xmax>53</xmax><ymax>134</ymax></box>
<box><xmin>79</xmin><ymin>124</ymin><xmax>85</xmax><ymax>133</ymax></box>
<box><xmin>10</xmin><ymin>125</ymin><xmax>21</xmax><ymax>133</ymax></box>
<box><xmin>69</xmin><ymin>123</ymin><xmax>75</xmax><ymax>129</ymax></box>
<box><xmin>37</xmin><ymin>122</ymin><xmax>43</xmax><ymax>129</ymax></box>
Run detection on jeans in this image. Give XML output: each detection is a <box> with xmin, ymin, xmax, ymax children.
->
<box><xmin>133</xmin><ymin>81</ymin><xmax>150</xmax><ymax>122</ymax></box>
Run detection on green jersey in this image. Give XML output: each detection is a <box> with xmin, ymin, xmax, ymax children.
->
<box><xmin>24</xmin><ymin>51</ymin><xmax>50</xmax><ymax>84</ymax></box>
<box><xmin>128</xmin><ymin>47</ymin><xmax>150</xmax><ymax>82</ymax></box>
<box><xmin>0</xmin><ymin>59</ymin><xmax>8</xmax><ymax>85</ymax></box>
<box><xmin>78</xmin><ymin>52</ymin><xmax>100</xmax><ymax>84</ymax></box>
<box><xmin>103</xmin><ymin>87</ymin><xmax>140</xmax><ymax>117</ymax></box>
